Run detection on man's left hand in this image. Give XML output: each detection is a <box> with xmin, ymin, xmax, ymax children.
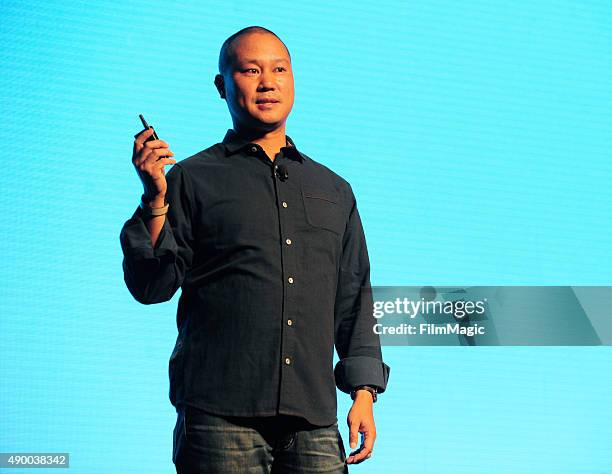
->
<box><xmin>345</xmin><ymin>391</ymin><xmax>376</xmax><ymax>464</ymax></box>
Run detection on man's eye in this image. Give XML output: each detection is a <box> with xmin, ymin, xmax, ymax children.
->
<box><xmin>243</xmin><ymin>68</ymin><xmax>258</xmax><ymax>74</ymax></box>
<box><xmin>275</xmin><ymin>67</ymin><xmax>286</xmax><ymax>72</ymax></box>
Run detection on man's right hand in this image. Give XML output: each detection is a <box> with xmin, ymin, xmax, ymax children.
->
<box><xmin>132</xmin><ymin>127</ymin><xmax>176</xmax><ymax>202</ymax></box>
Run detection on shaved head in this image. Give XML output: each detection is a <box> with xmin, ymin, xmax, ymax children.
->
<box><xmin>218</xmin><ymin>26</ymin><xmax>291</xmax><ymax>75</ymax></box>
<box><xmin>214</xmin><ymin>25</ymin><xmax>295</xmax><ymax>133</ymax></box>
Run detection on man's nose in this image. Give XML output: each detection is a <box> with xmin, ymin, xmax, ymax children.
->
<box><xmin>257</xmin><ymin>71</ymin><xmax>276</xmax><ymax>90</ymax></box>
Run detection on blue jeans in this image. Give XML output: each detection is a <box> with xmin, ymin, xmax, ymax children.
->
<box><xmin>173</xmin><ymin>405</ymin><xmax>348</xmax><ymax>473</ymax></box>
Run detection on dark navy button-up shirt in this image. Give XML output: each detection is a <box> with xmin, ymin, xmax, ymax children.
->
<box><xmin>119</xmin><ymin>129</ymin><xmax>390</xmax><ymax>426</ymax></box>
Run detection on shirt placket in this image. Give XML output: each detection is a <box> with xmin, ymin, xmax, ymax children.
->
<box><xmin>271</xmin><ymin>155</ymin><xmax>298</xmax><ymax>415</ymax></box>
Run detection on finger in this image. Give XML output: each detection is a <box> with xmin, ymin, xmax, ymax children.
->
<box><xmin>350</xmin><ymin>449</ymin><xmax>371</xmax><ymax>464</ymax></box>
<box><xmin>346</xmin><ymin>430</ymin><xmax>363</xmax><ymax>464</ymax></box>
<box><xmin>362</xmin><ymin>427</ymin><xmax>376</xmax><ymax>453</ymax></box>
<box><xmin>350</xmin><ymin>452</ymin><xmax>373</xmax><ymax>465</ymax></box>
<box><xmin>134</xmin><ymin>127</ymin><xmax>154</xmax><ymax>141</ymax></box>
<box><xmin>136</xmin><ymin>148</ymin><xmax>174</xmax><ymax>166</ymax></box>
<box><xmin>153</xmin><ymin>157</ymin><xmax>177</xmax><ymax>166</ymax></box>
<box><xmin>148</xmin><ymin>148</ymin><xmax>174</xmax><ymax>162</ymax></box>
<box><xmin>133</xmin><ymin>127</ymin><xmax>156</xmax><ymax>148</ymax></box>
<box><xmin>348</xmin><ymin>420</ymin><xmax>359</xmax><ymax>450</ymax></box>
<box><xmin>142</xmin><ymin>157</ymin><xmax>177</xmax><ymax>174</ymax></box>
<box><xmin>351</xmin><ymin>429</ymin><xmax>376</xmax><ymax>464</ymax></box>
<box><xmin>142</xmin><ymin>138</ymin><xmax>171</xmax><ymax>150</ymax></box>
<box><xmin>136</xmin><ymin>158</ymin><xmax>177</xmax><ymax>182</ymax></box>
<box><xmin>133</xmin><ymin>129</ymin><xmax>157</xmax><ymax>157</ymax></box>
<box><xmin>133</xmin><ymin>127</ymin><xmax>152</xmax><ymax>139</ymax></box>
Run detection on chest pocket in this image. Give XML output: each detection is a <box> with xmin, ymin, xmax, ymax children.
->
<box><xmin>302</xmin><ymin>185</ymin><xmax>346</xmax><ymax>236</ymax></box>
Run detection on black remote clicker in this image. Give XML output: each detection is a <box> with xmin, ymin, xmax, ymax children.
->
<box><xmin>138</xmin><ymin>114</ymin><xmax>159</xmax><ymax>141</ymax></box>
<box><xmin>135</xmin><ymin>114</ymin><xmax>167</xmax><ymax>159</ymax></box>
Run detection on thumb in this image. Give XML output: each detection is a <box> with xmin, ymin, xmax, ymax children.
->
<box><xmin>349</xmin><ymin>420</ymin><xmax>360</xmax><ymax>449</ymax></box>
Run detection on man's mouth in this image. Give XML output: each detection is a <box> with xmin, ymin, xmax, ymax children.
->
<box><xmin>256</xmin><ymin>98</ymin><xmax>280</xmax><ymax>104</ymax></box>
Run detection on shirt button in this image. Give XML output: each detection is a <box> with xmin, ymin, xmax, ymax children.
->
<box><xmin>285</xmin><ymin>357</ymin><xmax>291</xmax><ymax>365</ymax></box>
<box><xmin>287</xmin><ymin>319</ymin><xmax>293</xmax><ymax>326</ymax></box>
<box><xmin>288</xmin><ymin>277</ymin><xmax>294</xmax><ymax>284</ymax></box>
<box><xmin>285</xmin><ymin>238</ymin><xmax>292</xmax><ymax>245</ymax></box>
<box><xmin>282</xmin><ymin>201</ymin><xmax>288</xmax><ymax>208</ymax></box>
<box><xmin>250</xmin><ymin>146</ymin><xmax>258</xmax><ymax>153</ymax></box>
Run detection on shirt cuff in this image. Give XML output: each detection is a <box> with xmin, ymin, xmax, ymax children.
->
<box><xmin>334</xmin><ymin>356</ymin><xmax>390</xmax><ymax>395</ymax></box>
<box><xmin>120</xmin><ymin>207</ymin><xmax>178</xmax><ymax>262</ymax></box>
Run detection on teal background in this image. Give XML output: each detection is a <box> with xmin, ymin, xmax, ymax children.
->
<box><xmin>1</xmin><ymin>0</ymin><xmax>610</xmax><ymax>472</ymax></box>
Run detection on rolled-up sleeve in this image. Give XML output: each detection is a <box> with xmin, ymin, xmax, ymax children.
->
<box><xmin>119</xmin><ymin>164</ymin><xmax>195</xmax><ymax>304</ymax></box>
<box><xmin>333</xmin><ymin>185</ymin><xmax>390</xmax><ymax>396</ymax></box>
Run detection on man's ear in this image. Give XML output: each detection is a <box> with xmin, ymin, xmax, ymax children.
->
<box><xmin>214</xmin><ymin>74</ymin><xmax>226</xmax><ymax>99</ymax></box>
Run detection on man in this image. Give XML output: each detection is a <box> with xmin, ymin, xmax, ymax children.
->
<box><xmin>120</xmin><ymin>26</ymin><xmax>390</xmax><ymax>473</ymax></box>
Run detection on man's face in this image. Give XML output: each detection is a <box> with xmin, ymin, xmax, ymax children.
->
<box><xmin>217</xmin><ymin>32</ymin><xmax>295</xmax><ymax>132</ymax></box>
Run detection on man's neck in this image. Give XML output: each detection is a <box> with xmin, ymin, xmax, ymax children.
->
<box><xmin>234</xmin><ymin>125</ymin><xmax>287</xmax><ymax>162</ymax></box>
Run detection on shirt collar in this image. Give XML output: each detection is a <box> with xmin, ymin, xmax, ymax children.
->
<box><xmin>222</xmin><ymin>129</ymin><xmax>306</xmax><ymax>162</ymax></box>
